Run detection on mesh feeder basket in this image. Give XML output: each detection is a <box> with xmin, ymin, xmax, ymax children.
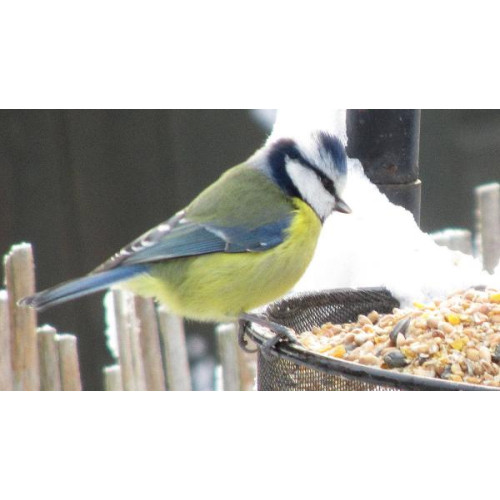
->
<box><xmin>245</xmin><ymin>288</ymin><xmax>497</xmax><ymax>391</ymax></box>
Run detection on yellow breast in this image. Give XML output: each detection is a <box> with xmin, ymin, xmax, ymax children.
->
<box><xmin>124</xmin><ymin>198</ymin><xmax>322</xmax><ymax>322</ymax></box>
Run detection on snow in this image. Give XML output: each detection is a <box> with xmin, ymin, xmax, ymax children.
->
<box><xmin>103</xmin><ymin>290</ymin><xmax>119</xmax><ymax>360</ymax></box>
<box><xmin>268</xmin><ymin>108</ymin><xmax>348</xmax><ymax>147</ymax></box>
<box><xmin>295</xmin><ymin>159</ymin><xmax>496</xmax><ymax>306</ymax></box>
<box><xmin>249</xmin><ymin>109</ymin><xmax>276</xmax><ymax>131</ymax></box>
<box><xmin>431</xmin><ymin>228</ymin><xmax>473</xmax><ymax>255</ymax></box>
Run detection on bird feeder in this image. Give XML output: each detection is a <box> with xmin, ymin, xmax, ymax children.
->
<box><xmin>245</xmin><ymin>288</ymin><xmax>497</xmax><ymax>391</ymax></box>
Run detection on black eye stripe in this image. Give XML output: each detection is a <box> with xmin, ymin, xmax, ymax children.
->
<box><xmin>321</xmin><ymin>176</ymin><xmax>335</xmax><ymax>193</ymax></box>
<box><xmin>317</xmin><ymin>172</ymin><xmax>336</xmax><ymax>196</ymax></box>
<box><xmin>298</xmin><ymin>160</ymin><xmax>337</xmax><ymax>197</ymax></box>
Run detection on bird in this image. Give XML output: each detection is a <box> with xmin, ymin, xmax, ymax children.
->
<box><xmin>20</xmin><ymin>131</ymin><xmax>351</xmax><ymax>352</ymax></box>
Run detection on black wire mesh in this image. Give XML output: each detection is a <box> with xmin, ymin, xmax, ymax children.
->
<box><xmin>265</xmin><ymin>288</ymin><xmax>399</xmax><ymax>331</ymax></box>
<box><xmin>246</xmin><ymin>288</ymin><xmax>496</xmax><ymax>391</ymax></box>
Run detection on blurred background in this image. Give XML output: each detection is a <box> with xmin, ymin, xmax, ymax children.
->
<box><xmin>1</xmin><ymin>110</ymin><xmax>499</xmax><ymax>390</ymax></box>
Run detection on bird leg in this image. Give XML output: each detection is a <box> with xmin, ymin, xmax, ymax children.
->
<box><xmin>238</xmin><ymin>312</ymin><xmax>298</xmax><ymax>358</ymax></box>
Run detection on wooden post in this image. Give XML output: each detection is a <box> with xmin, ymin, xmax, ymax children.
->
<box><xmin>214</xmin><ymin>364</ymin><xmax>223</xmax><ymax>391</ymax></box>
<box><xmin>37</xmin><ymin>325</ymin><xmax>62</xmax><ymax>391</ymax></box>
<box><xmin>0</xmin><ymin>290</ymin><xmax>13</xmax><ymax>391</ymax></box>
<box><xmin>216</xmin><ymin>322</ymin><xmax>256</xmax><ymax>391</ymax></box>
<box><xmin>134</xmin><ymin>296</ymin><xmax>166</xmax><ymax>391</ymax></box>
<box><xmin>157</xmin><ymin>307</ymin><xmax>191</xmax><ymax>391</ymax></box>
<box><xmin>111</xmin><ymin>290</ymin><xmax>147</xmax><ymax>391</ymax></box>
<box><xmin>104</xmin><ymin>365</ymin><xmax>123</xmax><ymax>391</ymax></box>
<box><xmin>4</xmin><ymin>243</ymin><xmax>40</xmax><ymax>390</ymax></box>
<box><xmin>475</xmin><ymin>182</ymin><xmax>500</xmax><ymax>273</ymax></box>
<box><xmin>237</xmin><ymin>342</ymin><xmax>257</xmax><ymax>392</ymax></box>
<box><xmin>216</xmin><ymin>323</ymin><xmax>241</xmax><ymax>391</ymax></box>
<box><xmin>56</xmin><ymin>334</ymin><xmax>82</xmax><ymax>391</ymax></box>
<box><xmin>431</xmin><ymin>229</ymin><xmax>473</xmax><ymax>255</ymax></box>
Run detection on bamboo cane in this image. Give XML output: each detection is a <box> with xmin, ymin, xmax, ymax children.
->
<box><xmin>111</xmin><ymin>290</ymin><xmax>147</xmax><ymax>391</ymax></box>
<box><xmin>56</xmin><ymin>334</ymin><xmax>82</xmax><ymax>391</ymax></box>
<box><xmin>4</xmin><ymin>244</ymin><xmax>39</xmax><ymax>390</ymax></box>
<box><xmin>38</xmin><ymin>325</ymin><xmax>62</xmax><ymax>391</ymax></box>
<box><xmin>475</xmin><ymin>182</ymin><xmax>500</xmax><ymax>273</ymax></box>
<box><xmin>216</xmin><ymin>323</ymin><xmax>241</xmax><ymax>391</ymax></box>
<box><xmin>134</xmin><ymin>296</ymin><xmax>166</xmax><ymax>391</ymax></box>
<box><xmin>0</xmin><ymin>290</ymin><xmax>13</xmax><ymax>390</ymax></box>
<box><xmin>216</xmin><ymin>322</ymin><xmax>256</xmax><ymax>391</ymax></box>
<box><xmin>104</xmin><ymin>365</ymin><xmax>124</xmax><ymax>391</ymax></box>
<box><xmin>157</xmin><ymin>307</ymin><xmax>191</xmax><ymax>391</ymax></box>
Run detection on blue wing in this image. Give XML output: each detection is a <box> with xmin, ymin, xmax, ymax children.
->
<box><xmin>95</xmin><ymin>209</ymin><xmax>293</xmax><ymax>272</ymax></box>
<box><xmin>20</xmin><ymin>210</ymin><xmax>292</xmax><ymax>312</ymax></box>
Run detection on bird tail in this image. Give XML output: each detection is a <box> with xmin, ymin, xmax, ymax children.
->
<box><xmin>18</xmin><ymin>264</ymin><xmax>148</xmax><ymax>312</ymax></box>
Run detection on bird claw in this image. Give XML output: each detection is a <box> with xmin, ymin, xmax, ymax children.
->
<box><xmin>238</xmin><ymin>313</ymin><xmax>297</xmax><ymax>358</ymax></box>
<box><xmin>238</xmin><ymin>319</ymin><xmax>259</xmax><ymax>353</ymax></box>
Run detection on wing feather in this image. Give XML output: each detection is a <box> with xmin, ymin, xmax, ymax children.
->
<box><xmin>94</xmin><ymin>210</ymin><xmax>292</xmax><ymax>272</ymax></box>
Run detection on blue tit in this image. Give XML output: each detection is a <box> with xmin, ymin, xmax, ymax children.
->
<box><xmin>20</xmin><ymin>131</ymin><xmax>351</xmax><ymax>346</ymax></box>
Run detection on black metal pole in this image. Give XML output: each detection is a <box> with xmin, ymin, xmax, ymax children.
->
<box><xmin>346</xmin><ymin>110</ymin><xmax>422</xmax><ymax>225</ymax></box>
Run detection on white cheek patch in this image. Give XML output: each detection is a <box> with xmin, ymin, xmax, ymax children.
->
<box><xmin>285</xmin><ymin>160</ymin><xmax>334</xmax><ymax>220</ymax></box>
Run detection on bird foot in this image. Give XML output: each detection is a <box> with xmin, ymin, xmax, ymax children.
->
<box><xmin>238</xmin><ymin>313</ymin><xmax>298</xmax><ymax>358</ymax></box>
<box><xmin>237</xmin><ymin>318</ymin><xmax>259</xmax><ymax>353</ymax></box>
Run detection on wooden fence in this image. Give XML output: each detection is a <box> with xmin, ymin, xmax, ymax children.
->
<box><xmin>0</xmin><ymin>243</ymin><xmax>256</xmax><ymax>390</ymax></box>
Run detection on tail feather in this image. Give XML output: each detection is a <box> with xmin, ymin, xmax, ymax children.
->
<box><xmin>18</xmin><ymin>264</ymin><xmax>148</xmax><ymax>312</ymax></box>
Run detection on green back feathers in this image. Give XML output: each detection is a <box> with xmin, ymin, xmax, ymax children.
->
<box><xmin>187</xmin><ymin>165</ymin><xmax>294</xmax><ymax>228</ymax></box>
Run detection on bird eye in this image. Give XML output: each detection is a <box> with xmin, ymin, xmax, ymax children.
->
<box><xmin>286</xmin><ymin>148</ymin><xmax>300</xmax><ymax>160</ymax></box>
<box><xmin>321</xmin><ymin>177</ymin><xmax>334</xmax><ymax>193</ymax></box>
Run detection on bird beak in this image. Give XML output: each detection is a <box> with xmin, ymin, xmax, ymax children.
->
<box><xmin>334</xmin><ymin>197</ymin><xmax>352</xmax><ymax>214</ymax></box>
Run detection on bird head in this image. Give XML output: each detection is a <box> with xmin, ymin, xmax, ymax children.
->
<box><xmin>258</xmin><ymin>131</ymin><xmax>351</xmax><ymax>222</ymax></box>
